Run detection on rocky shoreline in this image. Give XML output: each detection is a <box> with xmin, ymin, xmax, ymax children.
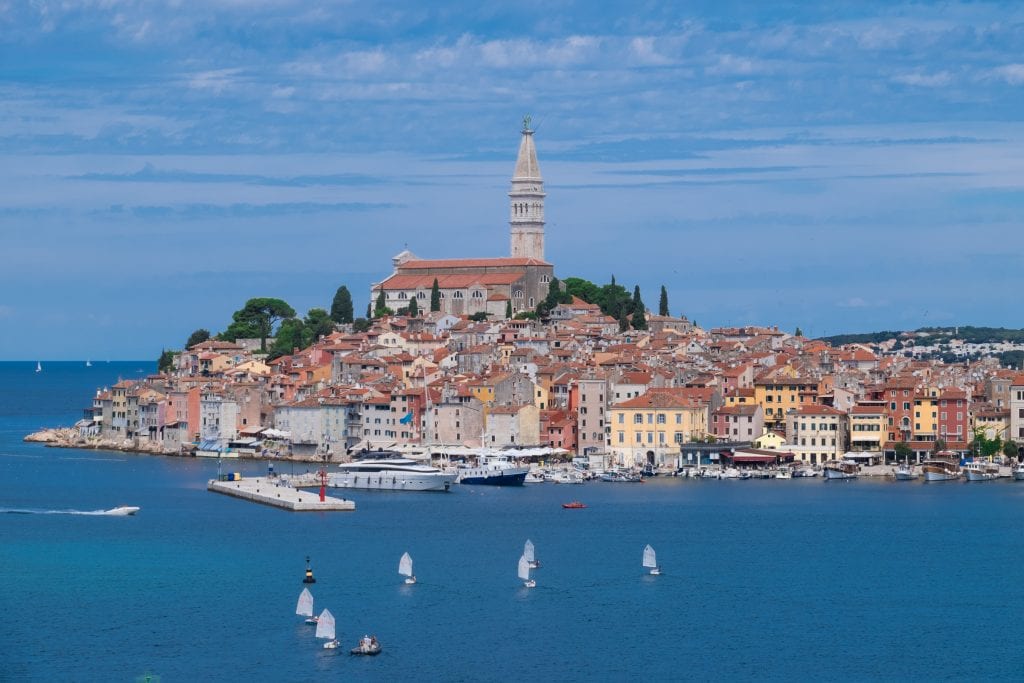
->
<box><xmin>22</xmin><ymin>428</ymin><xmax>330</xmax><ymax>463</ymax></box>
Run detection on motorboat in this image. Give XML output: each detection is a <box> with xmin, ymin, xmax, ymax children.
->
<box><xmin>524</xmin><ymin>469</ymin><xmax>546</xmax><ymax>484</ymax></box>
<box><xmin>457</xmin><ymin>455</ymin><xmax>529</xmax><ymax>486</ymax></box>
<box><xmin>548</xmin><ymin>470</ymin><xmax>584</xmax><ymax>484</ymax></box>
<box><xmin>399</xmin><ymin>552</ymin><xmax>416</xmax><ymax>584</ymax></box>
<box><xmin>642</xmin><ymin>544</ymin><xmax>661</xmax><ymax>575</ymax></box>
<box><xmin>351</xmin><ymin>636</ymin><xmax>382</xmax><ymax>656</ymax></box>
<box><xmin>601</xmin><ymin>469</ymin><xmax>643</xmax><ymax>483</ymax></box>
<box><xmin>792</xmin><ymin>467</ymin><xmax>819</xmax><ymax>478</ymax></box>
<box><xmin>104</xmin><ymin>506</ymin><xmax>140</xmax><ymax>515</ymax></box>
<box><xmin>962</xmin><ymin>461</ymin><xmax>1000</xmax><ymax>482</ymax></box>
<box><xmin>921</xmin><ymin>458</ymin><xmax>960</xmax><ymax>482</ymax></box>
<box><xmin>823</xmin><ymin>461</ymin><xmax>858</xmax><ymax>480</ymax></box>
<box><xmin>561</xmin><ymin>501</ymin><xmax>586</xmax><ymax>509</ymax></box>
<box><xmin>1015</xmin><ymin>463</ymin><xmax>1024</xmax><ymax>481</ymax></box>
<box><xmin>329</xmin><ymin>454</ymin><xmax>456</xmax><ymax>492</ymax></box>
<box><xmin>774</xmin><ymin>468</ymin><xmax>792</xmax><ymax>480</ymax></box>
<box><xmin>893</xmin><ymin>464</ymin><xmax>918</xmax><ymax>481</ymax></box>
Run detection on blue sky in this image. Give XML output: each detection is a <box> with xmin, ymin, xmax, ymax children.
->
<box><xmin>2</xmin><ymin>1</ymin><xmax>1023</xmax><ymax>359</ymax></box>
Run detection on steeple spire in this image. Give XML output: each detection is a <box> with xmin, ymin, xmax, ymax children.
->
<box><xmin>509</xmin><ymin>116</ymin><xmax>545</xmax><ymax>261</ymax></box>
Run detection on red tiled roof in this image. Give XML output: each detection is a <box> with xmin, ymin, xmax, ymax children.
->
<box><xmin>398</xmin><ymin>257</ymin><xmax>551</xmax><ymax>269</ymax></box>
<box><xmin>378</xmin><ymin>272</ymin><xmax>524</xmax><ymax>290</ymax></box>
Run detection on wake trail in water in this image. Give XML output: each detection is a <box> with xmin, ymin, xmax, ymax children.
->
<box><xmin>2</xmin><ymin>508</ymin><xmax>136</xmax><ymax>516</ymax></box>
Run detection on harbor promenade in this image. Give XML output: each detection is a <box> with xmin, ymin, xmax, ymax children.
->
<box><xmin>207</xmin><ymin>476</ymin><xmax>355</xmax><ymax>511</ymax></box>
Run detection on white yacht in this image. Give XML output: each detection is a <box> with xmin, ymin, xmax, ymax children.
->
<box><xmin>328</xmin><ymin>454</ymin><xmax>457</xmax><ymax>492</ymax></box>
<box><xmin>962</xmin><ymin>461</ymin><xmax>1000</xmax><ymax>482</ymax></box>
<box><xmin>1014</xmin><ymin>462</ymin><xmax>1024</xmax><ymax>481</ymax></box>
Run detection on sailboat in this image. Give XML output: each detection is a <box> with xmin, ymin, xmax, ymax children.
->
<box><xmin>518</xmin><ymin>555</ymin><xmax>535</xmax><ymax>588</ymax></box>
<box><xmin>315</xmin><ymin>609</ymin><xmax>338</xmax><ymax>649</ymax></box>
<box><xmin>399</xmin><ymin>552</ymin><xmax>416</xmax><ymax>584</ymax></box>
<box><xmin>523</xmin><ymin>539</ymin><xmax>541</xmax><ymax>569</ymax></box>
<box><xmin>35</xmin><ymin>362</ymin><xmax>42</xmax><ymax>373</ymax></box>
<box><xmin>85</xmin><ymin>360</ymin><xmax>92</xmax><ymax>367</ymax></box>
<box><xmin>643</xmin><ymin>544</ymin><xmax>661</xmax><ymax>575</ymax></box>
<box><xmin>295</xmin><ymin>588</ymin><xmax>318</xmax><ymax>624</ymax></box>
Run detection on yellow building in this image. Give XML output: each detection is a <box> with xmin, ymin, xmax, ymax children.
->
<box><xmin>914</xmin><ymin>390</ymin><xmax>939</xmax><ymax>441</ymax></box>
<box><xmin>609</xmin><ymin>388</ymin><xmax>711</xmax><ymax>467</ymax></box>
<box><xmin>849</xmin><ymin>403</ymin><xmax>886</xmax><ymax>452</ymax></box>
<box><xmin>754</xmin><ymin>372</ymin><xmax>820</xmax><ymax>427</ymax></box>
<box><xmin>753</xmin><ymin>429</ymin><xmax>786</xmax><ymax>449</ymax></box>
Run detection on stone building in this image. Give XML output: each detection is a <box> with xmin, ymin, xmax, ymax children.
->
<box><xmin>371</xmin><ymin>121</ymin><xmax>555</xmax><ymax>318</ymax></box>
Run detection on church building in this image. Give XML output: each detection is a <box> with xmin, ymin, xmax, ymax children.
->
<box><xmin>371</xmin><ymin>121</ymin><xmax>555</xmax><ymax>318</ymax></box>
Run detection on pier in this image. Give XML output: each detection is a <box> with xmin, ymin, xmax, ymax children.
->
<box><xmin>207</xmin><ymin>476</ymin><xmax>355</xmax><ymax>511</ymax></box>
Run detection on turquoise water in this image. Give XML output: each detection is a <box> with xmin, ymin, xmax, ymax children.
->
<box><xmin>2</xmin><ymin>361</ymin><xmax>1024</xmax><ymax>681</ymax></box>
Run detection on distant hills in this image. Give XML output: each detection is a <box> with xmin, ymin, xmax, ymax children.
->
<box><xmin>819</xmin><ymin>326</ymin><xmax>1024</xmax><ymax>347</ymax></box>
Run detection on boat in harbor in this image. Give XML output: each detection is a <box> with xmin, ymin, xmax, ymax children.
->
<box><xmin>523</xmin><ymin>539</ymin><xmax>541</xmax><ymax>569</ymax></box>
<box><xmin>823</xmin><ymin>461</ymin><xmax>858</xmax><ymax>480</ymax></box>
<box><xmin>351</xmin><ymin>635</ymin><xmax>381</xmax><ymax>656</ymax></box>
<box><xmin>315</xmin><ymin>609</ymin><xmax>339</xmax><ymax>649</ymax></box>
<box><xmin>524</xmin><ymin>469</ymin><xmax>546</xmax><ymax>484</ymax></box>
<box><xmin>921</xmin><ymin>457</ymin><xmax>961</xmax><ymax>482</ymax></box>
<box><xmin>296</xmin><ymin>588</ymin><xmax>318</xmax><ymax>624</ymax></box>
<box><xmin>1014</xmin><ymin>462</ymin><xmax>1024</xmax><ymax>481</ymax></box>
<box><xmin>893</xmin><ymin>464</ymin><xmax>918</xmax><ymax>481</ymax></box>
<box><xmin>399</xmin><ymin>552</ymin><xmax>416</xmax><ymax>584</ymax></box>
<box><xmin>642</xmin><ymin>544</ymin><xmax>661</xmax><ymax>575</ymax></box>
<box><xmin>518</xmin><ymin>554</ymin><xmax>535</xmax><ymax>588</ymax></box>
<box><xmin>456</xmin><ymin>454</ymin><xmax>529</xmax><ymax>486</ymax></box>
<box><xmin>562</xmin><ymin>501</ymin><xmax>586</xmax><ymax>509</ymax></box>
<box><xmin>600</xmin><ymin>469</ymin><xmax>643</xmax><ymax>482</ymax></box>
<box><xmin>792</xmin><ymin>466</ymin><xmax>819</xmax><ymax>478</ymax></box>
<box><xmin>963</xmin><ymin>461</ymin><xmax>1000</xmax><ymax>481</ymax></box>
<box><xmin>774</xmin><ymin>467</ymin><xmax>792</xmax><ymax>479</ymax></box>
<box><xmin>328</xmin><ymin>454</ymin><xmax>456</xmax><ymax>492</ymax></box>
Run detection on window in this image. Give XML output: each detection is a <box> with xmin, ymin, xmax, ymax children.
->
<box><xmin>417</xmin><ymin>291</ymin><xmax>426</xmax><ymax>299</ymax></box>
<box><xmin>618</xmin><ymin>414</ymin><xmax>624</xmax><ymax>424</ymax></box>
<box><xmin>656</xmin><ymin>414</ymin><xmax>666</xmax><ymax>425</ymax></box>
<box><xmin>453</xmin><ymin>291</ymin><xmax>464</xmax><ymax>299</ymax></box>
<box><xmin>636</xmin><ymin>433</ymin><xmax>642</xmax><ymax>443</ymax></box>
<box><xmin>471</xmin><ymin>291</ymin><xmax>483</xmax><ymax>299</ymax></box>
<box><xmin>633</xmin><ymin>414</ymin><xmax>643</xmax><ymax>424</ymax></box>
<box><xmin>674</xmin><ymin>433</ymin><xmax>683</xmax><ymax>444</ymax></box>
<box><xmin>903</xmin><ymin>402</ymin><xmax>911</xmax><ymax>411</ymax></box>
<box><xmin>675</xmin><ymin>413</ymin><xmax>682</xmax><ymax>424</ymax></box>
<box><xmin>618</xmin><ymin>432</ymin><xmax>624</xmax><ymax>443</ymax></box>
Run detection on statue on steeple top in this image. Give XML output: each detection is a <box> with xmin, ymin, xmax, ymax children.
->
<box><xmin>522</xmin><ymin>114</ymin><xmax>532</xmax><ymax>132</ymax></box>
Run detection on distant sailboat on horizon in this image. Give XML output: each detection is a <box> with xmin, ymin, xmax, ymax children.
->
<box><xmin>643</xmin><ymin>544</ymin><xmax>661</xmax><ymax>576</ymax></box>
<box><xmin>35</xmin><ymin>362</ymin><xmax>42</xmax><ymax>373</ymax></box>
<box><xmin>399</xmin><ymin>552</ymin><xmax>416</xmax><ymax>584</ymax></box>
<box><xmin>295</xmin><ymin>587</ymin><xmax>317</xmax><ymax>624</ymax></box>
<box><xmin>85</xmin><ymin>359</ymin><xmax>92</xmax><ymax>367</ymax></box>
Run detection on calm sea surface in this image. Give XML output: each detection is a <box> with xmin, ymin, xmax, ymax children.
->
<box><xmin>2</xmin><ymin>361</ymin><xmax>1023</xmax><ymax>682</ymax></box>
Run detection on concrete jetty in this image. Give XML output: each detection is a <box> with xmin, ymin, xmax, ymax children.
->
<box><xmin>207</xmin><ymin>476</ymin><xmax>355</xmax><ymax>511</ymax></box>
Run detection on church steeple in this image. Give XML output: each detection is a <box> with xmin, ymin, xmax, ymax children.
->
<box><xmin>509</xmin><ymin>116</ymin><xmax>546</xmax><ymax>261</ymax></box>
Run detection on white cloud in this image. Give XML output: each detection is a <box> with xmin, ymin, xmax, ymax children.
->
<box><xmin>992</xmin><ymin>64</ymin><xmax>1024</xmax><ymax>85</ymax></box>
<box><xmin>187</xmin><ymin>68</ymin><xmax>243</xmax><ymax>94</ymax></box>
<box><xmin>892</xmin><ymin>70</ymin><xmax>952</xmax><ymax>88</ymax></box>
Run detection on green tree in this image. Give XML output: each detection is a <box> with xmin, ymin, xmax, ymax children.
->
<box><xmin>659</xmin><ymin>285</ymin><xmax>669</xmax><ymax>316</ymax></box>
<box><xmin>469</xmin><ymin>311</ymin><xmax>490</xmax><ymax>322</ymax></box>
<box><xmin>536</xmin><ymin>276</ymin><xmax>565</xmax><ymax>318</ymax></box>
<box><xmin>506</xmin><ymin>300</ymin><xmax>513</xmax><ymax>319</ymax></box>
<box><xmin>430</xmin><ymin>278</ymin><xmax>441</xmax><ymax>312</ymax></box>
<box><xmin>352</xmin><ymin>318</ymin><xmax>371</xmax><ymax>333</ymax></box>
<box><xmin>599</xmin><ymin>280</ymin><xmax>631</xmax><ymax>319</ymax></box>
<box><xmin>330</xmin><ymin>285</ymin><xmax>354</xmax><ymax>324</ymax></box>
<box><xmin>374</xmin><ymin>290</ymin><xmax>389</xmax><ymax>318</ymax></box>
<box><xmin>514</xmin><ymin>311</ymin><xmax>538</xmax><ymax>320</ymax></box>
<box><xmin>563</xmin><ymin>277</ymin><xmax>601</xmax><ymax>304</ymax></box>
<box><xmin>632</xmin><ymin>305</ymin><xmax>648</xmax><ymax>330</ymax></box>
<box><xmin>894</xmin><ymin>441</ymin><xmax>913</xmax><ymax>463</ymax></box>
<box><xmin>269</xmin><ymin>318</ymin><xmax>306</xmax><ymax>359</ymax></box>
<box><xmin>304</xmin><ymin>308</ymin><xmax>335</xmax><ymax>343</ymax></box>
<box><xmin>366</xmin><ymin>302</ymin><xmax>371</xmax><ymax>319</ymax></box>
<box><xmin>631</xmin><ymin>285</ymin><xmax>644</xmax><ymax>315</ymax></box>
<box><xmin>157</xmin><ymin>349</ymin><xmax>176</xmax><ymax>373</ymax></box>
<box><xmin>932</xmin><ymin>438</ymin><xmax>947</xmax><ymax>454</ymax></box>
<box><xmin>795</xmin><ymin>327</ymin><xmax>804</xmax><ymax>337</ymax></box>
<box><xmin>223</xmin><ymin>297</ymin><xmax>295</xmax><ymax>351</ymax></box>
<box><xmin>408</xmin><ymin>296</ymin><xmax>419</xmax><ymax>317</ymax></box>
<box><xmin>618</xmin><ymin>310</ymin><xmax>630</xmax><ymax>332</ymax></box>
<box><xmin>971</xmin><ymin>427</ymin><xmax>1003</xmax><ymax>459</ymax></box>
<box><xmin>185</xmin><ymin>329</ymin><xmax>210</xmax><ymax>349</ymax></box>
<box><xmin>1003</xmin><ymin>440</ymin><xmax>1019</xmax><ymax>459</ymax></box>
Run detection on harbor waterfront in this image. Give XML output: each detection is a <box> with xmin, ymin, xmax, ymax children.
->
<box><xmin>3</xmin><ymin>362</ymin><xmax>1024</xmax><ymax>681</ymax></box>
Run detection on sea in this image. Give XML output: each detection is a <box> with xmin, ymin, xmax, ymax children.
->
<box><xmin>2</xmin><ymin>361</ymin><xmax>1023</xmax><ymax>682</ymax></box>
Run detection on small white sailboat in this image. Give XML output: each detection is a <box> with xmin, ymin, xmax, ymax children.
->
<box><xmin>399</xmin><ymin>551</ymin><xmax>416</xmax><ymax>584</ymax></box>
<box><xmin>35</xmin><ymin>362</ymin><xmax>42</xmax><ymax>373</ymax></box>
<box><xmin>296</xmin><ymin>588</ymin><xmax>318</xmax><ymax>624</ymax></box>
<box><xmin>315</xmin><ymin>608</ymin><xmax>339</xmax><ymax>649</ymax></box>
<box><xmin>518</xmin><ymin>555</ymin><xmax>535</xmax><ymax>588</ymax></box>
<box><xmin>643</xmin><ymin>544</ymin><xmax>661</xmax><ymax>575</ymax></box>
<box><xmin>523</xmin><ymin>539</ymin><xmax>540</xmax><ymax>569</ymax></box>
<box><xmin>85</xmin><ymin>360</ymin><xmax>92</xmax><ymax>367</ymax></box>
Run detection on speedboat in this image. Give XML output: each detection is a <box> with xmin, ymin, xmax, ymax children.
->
<box><xmin>329</xmin><ymin>453</ymin><xmax>457</xmax><ymax>491</ymax></box>
<box><xmin>893</xmin><ymin>464</ymin><xmax>918</xmax><ymax>481</ymax></box>
<box><xmin>601</xmin><ymin>469</ymin><xmax>642</xmax><ymax>482</ymax></box>
<box><xmin>105</xmin><ymin>506</ymin><xmax>140</xmax><ymax>515</ymax></box>
<box><xmin>456</xmin><ymin>455</ymin><xmax>529</xmax><ymax>486</ymax></box>
<box><xmin>823</xmin><ymin>461</ymin><xmax>858</xmax><ymax>480</ymax></box>
<box><xmin>1014</xmin><ymin>463</ymin><xmax>1024</xmax><ymax>481</ymax></box>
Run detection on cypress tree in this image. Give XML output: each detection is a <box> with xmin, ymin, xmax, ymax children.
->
<box><xmin>659</xmin><ymin>285</ymin><xmax>669</xmax><ymax>316</ymax></box>
<box><xmin>632</xmin><ymin>305</ymin><xmax>648</xmax><ymax>331</ymax></box>
<box><xmin>430</xmin><ymin>278</ymin><xmax>441</xmax><ymax>312</ymax></box>
<box><xmin>408</xmin><ymin>296</ymin><xmax>419</xmax><ymax>317</ymax></box>
<box><xmin>632</xmin><ymin>285</ymin><xmax>644</xmax><ymax>315</ymax></box>
<box><xmin>330</xmin><ymin>285</ymin><xmax>354</xmax><ymax>324</ymax></box>
<box><xmin>618</xmin><ymin>310</ymin><xmax>630</xmax><ymax>332</ymax></box>
<box><xmin>366</xmin><ymin>302</ymin><xmax>371</xmax><ymax>319</ymax></box>
<box><xmin>506</xmin><ymin>300</ymin><xmax>513</xmax><ymax>319</ymax></box>
<box><xmin>374</xmin><ymin>289</ymin><xmax>387</xmax><ymax>317</ymax></box>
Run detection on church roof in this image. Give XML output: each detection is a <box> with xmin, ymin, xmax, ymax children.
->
<box><xmin>378</xmin><ymin>272</ymin><xmax>525</xmax><ymax>290</ymax></box>
<box><xmin>397</xmin><ymin>257</ymin><xmax>550</xmax><ymax>269</ymax></box>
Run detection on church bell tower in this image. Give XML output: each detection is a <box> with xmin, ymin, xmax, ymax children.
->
<box><xmin>509</xmin><ymin>116</ymin><xmax>546</xmax><ymax>261</ymax></box>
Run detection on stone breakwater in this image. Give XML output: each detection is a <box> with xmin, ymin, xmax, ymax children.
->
<box><xmin>22</xmin><ymin>428</ymin><xmax>329</xmax><ymax>463</ymax></box>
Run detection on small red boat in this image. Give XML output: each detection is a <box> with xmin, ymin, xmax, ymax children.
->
<box><xmin>562</xmin><ymin>501</ymin><xmax>587</xmax><ymax>509</ymax></box>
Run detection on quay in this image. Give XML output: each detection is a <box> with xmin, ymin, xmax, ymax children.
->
<box><xmin>207</xmin><ymin>476</ymin><xmax>355</xmax><ymax>511</ymax></box>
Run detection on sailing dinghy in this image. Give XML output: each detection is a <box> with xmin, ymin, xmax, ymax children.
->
<box><xmin>643</xmin><ymin>544</ymin><xmax>661</xmax><ymax>575</ymax></box>
<box><xmin>315</xmin><ymin>609</ymin><xmax>339</xmax><ymax>649</ymax></box>
<box><xmin>296</xmin><ymin>588</ymin><xmax>317</xmax><ymax>624</ymax></box>
<box><xmin>523</xmin><ymin>539</ymin><xmax>540</xmax><ymax>569</ymax></box>
<box><xmin>399</xmin><ymin>552</ymin><xmax>416</xmax><ymax>584</ymax></box>
<box><xmin>518</xmin><ymin>555</ymin><xmax>535</xmax><ymax>588</ymax></box>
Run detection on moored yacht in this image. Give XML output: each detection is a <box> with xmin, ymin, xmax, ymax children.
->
<box><xmin>823</xmin><ymin>461</ymin><xmax>858</xmax><ymax>480</ymax></box>
<box><xmin>328</xmin><ymin>453</ymin><xmax>457</xmax><ymax>492</ymax></box>
<box><xmin>921</xmin><ymin>457</ymin><xmax>960</xmax><ymax>482</ymax></box>
<box><xmin>456</xmin><ymin>454</ymin><xmax>529</xmax><ymax>486</ymax></box>
<box><xmin>1014</xmin><ymin>462</ymin><xmax>1024</xmax><ymax>481</ymax></box>
<box><xmin>893</xmin><ymin>464</ymin><xmax>918</xmax><ymax>481</ymax></box>
<box><xmin>962</xmin><ymin>461</ymin><xmax>1000</xmax><ymax>482</ymax></box>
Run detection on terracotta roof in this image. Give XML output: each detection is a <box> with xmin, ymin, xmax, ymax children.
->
<box><xmin>379</xmin><ymin>272</ymin><xmax>524</xmax><ymax>290</ymax></box>
<box><xmin>397</xmin><ymin>257</ymin><xmax>551</xmax><ymax>269</ymax></box>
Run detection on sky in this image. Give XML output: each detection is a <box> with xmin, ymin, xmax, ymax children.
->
<box><xmin>2</xmin><ymin>1</ymin><xmax>1023</xmax><ymax>359</ymax></box>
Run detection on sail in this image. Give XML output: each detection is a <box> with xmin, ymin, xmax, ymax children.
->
<box><xmin>295</xmin><ymin>588</ymin><xmax>314</xmax><ymax>617</ymax></box>
<box><xmin>517</xmin><ymin>555</ymin><xmax>531</xmax><ymax>581</ymax></box>
<box><xmin>523</xmin><ymin>540</ymin><xmax>535</xmax><ymax>564</ymax></box>
<box><xmin>399</xmin><ymin>552</ymin><xmax>413</xmax><ymax>578</ymax></box>
<box><xmin>315</xmin><ymin>609</ymin><xmax>335</xmax><ymax>640</ymax></box>
<box><xmin>643</xmin><ymin>544</ymin><xmax>657</xmax><ymax>569</ymax></box>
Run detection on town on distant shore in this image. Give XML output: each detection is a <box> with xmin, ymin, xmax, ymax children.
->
<box><xmin>30</xmin><ymin>121</ymin><xmax>1024</xmax><ymax>468</ymax></box>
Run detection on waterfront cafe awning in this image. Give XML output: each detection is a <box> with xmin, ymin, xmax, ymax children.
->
<box><xmin>239</xmin><ymin>425</ymin><xmax>267</xmax><ymax>437</ymax></box>
<box><xmin>197</xmin><ymin>439</ymin><xmax>225</xmax><ymax>452</ymax></box>
<box><xmin>262</xmin><ymin>428</ymin><xmax>291</xmax><ymax>439</ymax></box>
<box><xmin>724</xmin><ymin>449</ymin><xmax>795</xmax><ymax>464</ymax></box>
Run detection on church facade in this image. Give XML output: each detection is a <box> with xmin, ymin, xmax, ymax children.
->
<box><xmin>371</xmin><ymin>123</ymin><xmax>555</xmax><ymax>318</ymax></box>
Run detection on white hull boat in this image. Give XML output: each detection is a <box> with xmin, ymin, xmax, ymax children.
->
<box><xmin>105</xmin><ymin>506</ymin><xmax>140</xmax><ymax>515</ymax></box>
<box><xmin>823</xmin><ymin>462</ymin><xmax>858</xmax><ymax>480</ymax></box>
<box><xmin>518</xmin><ymin>554</ymin><xmax>535</xmax><ymax>588</ymax></box>
<box><xmin>315</xmin><ymin>609</ymin><xmax>339</xmax><ymax>649</ymax></box>
<box><xmin>642</xmin><ymin>544</ymin><xmax>660</xmax><ymax>575</ymax></box>
<box><xmin>963</xmin><ymin>462</ymin><xmax>1000</xmax><ymax>481</ymax></box>
<box><xmin>1014</xmin><ymin>464</ymin><xmax>1024</xmax><ymax>481</ymax></box>
<box><xmin>893</xmin><ymin>465</ymin><xmax>918</xmax><ymax>481</ymax></box>
<box><xmin>329</xmin><ymin>457</ymin><xmax>456</xmax><ymax>492</ymax></box>
<box><xmin>922</xmin><ymin>458</ymin><xmax>960</xmax><ymax>482</ymax></box>
<box><xmin>399</xmin><ymin>551</ymin><xmax>416</xmax><ymax>584</ymax></box>
<box><xmin>296</xmin><ymin>588</ymin><xmax>318</xmax><ymax>624</ymax></box>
